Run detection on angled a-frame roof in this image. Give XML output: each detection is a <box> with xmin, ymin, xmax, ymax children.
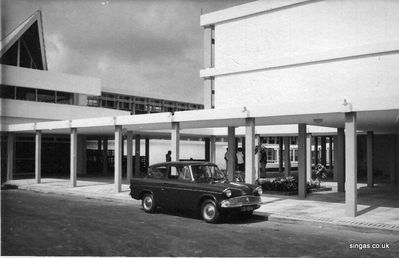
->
<box><xmin>0</xmin><ymin>10</ymin><xmax>48</xmax><ymax>70</ymax></box>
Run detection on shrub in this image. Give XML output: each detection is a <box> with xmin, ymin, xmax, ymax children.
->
<box><xmin>258</xmin><ymin>176</ymin><xmax>320</xmax><ymax>193</ymax></box>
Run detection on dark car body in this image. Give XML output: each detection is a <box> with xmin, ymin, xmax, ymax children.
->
<box><xmin>130</xmin><ymin>161</ymin><xmax>262</xmax><ymax>222</ymax></box>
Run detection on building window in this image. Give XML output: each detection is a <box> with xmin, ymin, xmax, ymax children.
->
<box><xmin>37</xmin><ymin>89</ymin><xmax>55</xmax><ymax>103</ymax></box>
<box><xmin>16</xmin><ymin>87</ymin><xmax>36</xmax><ymax>101</ymax></box>
<box><xmin>0</xmin><ymin>85</ymin><xmax>16</xmax><ymax>99</ymax></box>
<box><xmin>56</xmin><ymin>91</ymin><xmax>73</xmax><ymax>104</ymax></box>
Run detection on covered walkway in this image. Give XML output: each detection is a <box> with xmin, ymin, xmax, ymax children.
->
<box><xmin>3</xmin><ymin>178</ymin><xmax>399</xmax><ymax>231</ymax></box>
<box><xmin>4</xmin><ymin>97</ymin><xmax>399</xmax><ymax>217</ymax></box>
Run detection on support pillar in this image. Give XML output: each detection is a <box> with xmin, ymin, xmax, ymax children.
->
<box><xmin>114</xmin><ymin>125</ymin><xmax>122</xmax><ymax>193</ymax></box>
<box><xmin>227</xmin><ymin>127</ymin><xmax>236</xmax><ymax>181</ymax></box>
<box><xmin>367</xmin><ymin>131</ymin><xmax>374</xmax><ymax>188</ymax></box>
<box><xmin>134</xmin><ymin>135</ymin><xmax>141</xmax><ymax>176</ymax></box>
<box><xmin>203</xmin><ymin>26</ymin><xmax>214</xmax><ymax>109</ymax></box>
<box><xmin>298</xmin><ymin>124</ymin><xmax>307</xmax><ymax>198</ymax></box>
<box><xmin>145</xmin><ymin>138</ymin><xmax>150</xmax><ymax>171</ymax></box>
<box><xmin>245</xmin><ymin>118</ymin><xmax>256</xmax><ymax>184</ymax></box>
<box><xmin>205</xmin><ymin>138</ymin><xmax>211</xmax><ymax>162</ymax></box>
<box><xmin>329</xmin><ymin>137</ymin><xmax>333</xmax><ymax>169</ymax></box>
<box><xmin>35</xmin><ymin>130</ymin><xmax>42</xmax><ymax>183</ymax></box>
<box><xmin>102</xmin><ymin>138</ymin><xmax>108</xmax><ymax>176</ymax></box>
<box><xmin>255</xmin><ymin>135</ymin><xmax>260</xmax><ymax>179</ymax></box>
<box><xmin>321</xmin><ymin>136</ymin><xmax>327</xmax><ymax>166</ymax></box>
<box><xmin>333</xmin><ymin>135</ymin><xmax>338</xmax><ymax>182</ymax></box>
<box><xmin>279</xmin><ymin>137</ymin><xmax>283</xmax><ymax>172</ymax></box>
<box><xmin>210</xmin><ymin>136</ymin><xmax>216</xmax><ymax>163</ymax></box>
<box><xmin>6</xmin><ymin>133</ymin><xmax>15</xmax><ymax>181</ymax></box>
<box><xmin>306</xmin><ymin>134</ymin><xmax>312</xmax><ymax>183</ymax></box>
<box><xmin>127</xmin><ymin>131</ymin><xmax>133</xmax><ymax>181</ymax></box>
<box><xmin>337</xmin><ymin>128</ymin><xmax>345</xmax><ymax>192</ymax></box>
<box><xmin>171</xmin><ymin>122</ymin><xmax>180</xmax><ymax>161</ymax></box>
<box><xmin>345</xmin><ymin>112</ymin><xmax>357</xmax><ymax>217</ymax></box>
<box><xmin>70</xmin><ymin>128</ymin><xmax>77</xmax><ymax>187</ymax></box>
<box><xmin>284</xmin><ymin>136</ymin><xmax>291</xmax><ymax>176</ymax></box>
<box><xmin>314</xmin><ymin>136</ymin><xmax>319</xmax><ymax>165</ymax></box>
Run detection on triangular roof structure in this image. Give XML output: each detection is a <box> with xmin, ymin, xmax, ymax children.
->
<box><xmin>0</xmin><ymin>10</ymin><xmax>48</xmax><ymax>70</ymax></box>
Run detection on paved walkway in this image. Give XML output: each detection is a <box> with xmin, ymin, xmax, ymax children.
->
<box><xmin>3</xmin><ymin>178</ymin><xmax>399</xmax><ymax>232</ymax></box>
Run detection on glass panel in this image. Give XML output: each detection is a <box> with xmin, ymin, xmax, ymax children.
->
<box><xmin>16</xmin><ymin>87</ymin><xmax>36</xmax><ymax>101</ymax></box>
<box><xmin>57</xmin><ymin>91</ymin><xmax>73</xmax><ymax>104</ymax></box>
<box><xmin>0</xmin><ymin>85</ymin><xmax>15</xmax><ymax>99</ymax></box>
<box><xmin>37</xmin><ymin>89</ymin><xmax>55</xmax><ymax>103</ymax></box>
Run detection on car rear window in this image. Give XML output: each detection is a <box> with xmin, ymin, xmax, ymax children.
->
<box><xmin>147</xmin><ymin>166</ymin><xmax>167</xmax><ymax>179</ymax></box>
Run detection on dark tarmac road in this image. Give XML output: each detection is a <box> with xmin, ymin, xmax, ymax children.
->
<box><xmin>1</xmin><ymin>189</ymin><xmax>398</xmax><ymax>257</ymax></box>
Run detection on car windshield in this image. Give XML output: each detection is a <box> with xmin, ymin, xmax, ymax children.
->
<box><xmin>191</xmin><ymin>165</ymin><xmax>226</xmax><ymax>182</ymax></box>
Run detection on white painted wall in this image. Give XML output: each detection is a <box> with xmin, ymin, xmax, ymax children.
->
<box><xmin>1</xmin><ymin>99</ymin><xmax>130</xmax><ymax>123</ymax></box>
<box><xmin>1</xmin><ymin>64</ymin><xmax>101</xmax><ymax>95</ymax></box>
<box><xmin>213</xmin><ymin>0</ymin><xmax>399</xmax><ymax>108</ymax></box>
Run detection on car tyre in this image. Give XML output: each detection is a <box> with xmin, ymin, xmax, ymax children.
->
<box><xmin>142</xmin><ymin>193</ymin><xmax>156</xmax><ymax>213</ymax></box>
<box><xmin>201</xmin><ymin>199</ymin><xmax>220</xmax><ymax>223</ymax></box>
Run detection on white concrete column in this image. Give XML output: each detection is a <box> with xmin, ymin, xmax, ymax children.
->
<box><xmin>70</xmin><ymin>128</ymin><xmax>77</xmax><ymax>187</ymax></box>
<box><xmin>114</xmin><ymin>125</ymin><xmax>122</xmax><ymax>193</ymax></box>
<box><xmin>255</xmin><ymin>134</ymin><xmax>260</xmax><ymax>179</ymax></box>
<box><xmin>298</xmin><ymin>124</ymin><xmax>307</xmax><ymax>198</ymax></box>
<box><xmin>367</xmin><ymin>131</ymin><xmax>374</xmax><ymax>188</ymax></box>
<box><xmin>227</xmin><ymin>126</ymin><xmax>236</xmax><ymax>181</ymax></box>
<box><xmin>134</xmin><ymin>134</ymin><xmax>141</xmax><ymax>176</ymax></box>
<box><xmin>35</xmin><ymin>130</ymin><xmax>42</xmax><ymax>184</ymax></box>
<box><xmin>329</xmin><ymin>137</ymin><xmax>333</xmax><ymax>169</ymax></box>
<box><xmin>333</xmin><ymin>135</ymin><xmax>338</xmax><ymax>182</ymax></box>
<box><xmin>102</xmin><ymin>138</ymin><xmax>108</xmax><ymax>176</ymax></box>
<box><xmin>345</xmin><ymin>112</ymin><xmax>357</xmax><ymax>217</ymax></box>
<box><xmin>245</xmin><ymin>118</ymin><xmax>256</xmax><ymax>184</ymax></box>
<box><xmin>284</xmin><ymin>136</ymin><xmax>291</xmax><ymax>176</ymax></box>
<box><xmin>6</xmin><ymin>133</ymin><xmax>15</xmax><ymax>181</ymax></box>
<box><xmin>337</xmin><ymin>128</ymin><xmax>345</xmax><ymax>192</ymax></box>
<box><xmin>126</xmin><ymin>131</ymin><xmax>133</xmax><ymax>182</ymax></box>
<box><xmin>306</xmin><ymin>133</ymin><xmax>312</xmax><ymax>183</ymax></box>
<box><xmin>171</xmin><ymin>122</ymin><xmax>180</xmax><ymax>161</ymax></box>
<box><xmin>210</xmin><ymin>136</ymin><xmax>216</xmax><ymax>163</ymax></box>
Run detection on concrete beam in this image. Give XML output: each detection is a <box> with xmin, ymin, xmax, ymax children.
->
<box><xmin>284</xmin><ymin>136</ymin><xmax>291</xmax><ymax>176</ymax></box>
<box><xmin>345</xmin><ymin>112</ymin><xmax>357</xmax><ymax>217</ymax></box>
<box><xmin>367</xmin><ymin>131</ymin><xmax>374</xmax><ymax>188</ymax></box>
<box><xmin>35</xmin><ymin>130</ymin><xmax>41</xmax><ymax>183</ymax></box>
<box><xmin>227</xmin><ymin>127</ymin><xmax>236</xmax><ymax>181</ymax></box>
<box><xmin>114</xmin><ymin>125</ymin><xmax>122</xmax><ymax>192</ymax></box>
<box><xmin>245</xmin><ymin>118</ymin><xmax>256</xmax><ymax>184</ymax></box>
<box><xmin>70</xmin><ymin>128</ymin><xmax>77</xmax><ymax>187</ymax></box>
<box><xmin>127</xmin><ymin>131</ymin><xmax>133</xmax><ymax>181</ymax></box>
<box><xmin>298</xmin><ymin>124</ymin><xmax>307</xmax><ymax>198</ymax></box>
<box><xmin>171</xmin><ymin>122</ymin><xmax>180</xmax><ymax>161</ymax></box>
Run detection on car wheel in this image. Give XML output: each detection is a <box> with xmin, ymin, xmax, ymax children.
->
<box><xmin>142</xmin><ymin>193</ymin><xmax>156</xmax><ymax>213</ymax></box>
<box><xmin>201</xmin><ymin>199</ymin><xmax>220</xmax><ymax>223</ymax></box>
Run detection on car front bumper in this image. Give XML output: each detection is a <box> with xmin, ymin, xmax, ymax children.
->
<box><xmin>220</xmin><ymin>196</ymin><xmax>261</xmax><ymax>208</ymax></box>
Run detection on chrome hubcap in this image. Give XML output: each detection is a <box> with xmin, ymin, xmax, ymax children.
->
<box><xmin>143</xmin><ymin>196</ymin><xmax>153</xmax><ymax>210</ymax></box>
<box><xmin>203</xmin><ymin>203</ymin><xmax>215</xmax><ymax>220</ymax></box>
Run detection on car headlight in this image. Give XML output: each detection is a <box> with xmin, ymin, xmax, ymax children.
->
<box><xmin>255</xmin><ymin>186</ymin><xmax>263</xmax><ymax>195</ymax></box>
<box><xmin>223</xmin><ymin>189</ymin><xmax>232</xmax><ymax>197</ymax></box>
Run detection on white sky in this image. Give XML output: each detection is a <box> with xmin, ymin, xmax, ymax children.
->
<box><xmin>2</xmin><ymin>0</ymin><xmax>253</xmax><ymax>104</ymax></box>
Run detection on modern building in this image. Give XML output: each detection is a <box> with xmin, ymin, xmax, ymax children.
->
<box><xmin>0</xmin><ymin>11</ymin><xmax>203</xmax><ymax>181</ymax></box>
<box><xmin>2</xmin><ymin>1</ymin><xmax>399</xmax><ymax>218</ymax></box>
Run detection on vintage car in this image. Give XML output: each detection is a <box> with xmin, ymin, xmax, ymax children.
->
<box><xmin>130</xmin><ymin>161</ymin><xmax>262</xmax><ymax>223</ymax></box>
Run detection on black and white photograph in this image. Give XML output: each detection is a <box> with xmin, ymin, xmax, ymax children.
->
<box><xmin>1</xmin><ymin>0</ymin><xmax>399</xmax><ymax>257</ymax></box>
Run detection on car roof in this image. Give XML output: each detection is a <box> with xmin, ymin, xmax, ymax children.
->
<box><xmin>149</xmin><ymin>161</ymin><xmax>217</xmax><ymax>167</ymax></box>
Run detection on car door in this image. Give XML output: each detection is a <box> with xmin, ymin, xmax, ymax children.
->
<box><xmin>146</xmin><ymin>165</ymin><xmax>169</xmax><ymax>207</ymax></box>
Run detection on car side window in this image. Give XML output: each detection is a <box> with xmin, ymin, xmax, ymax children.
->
<box><xmin>147</xmin><ymin>166</ymin><xmax>167</xmax><ymax>179</ymax></box>
<box><xmin>168</xmin><ymin>166</ymin><xmax>179</xmax><ymax>179</ymax></box>
<box><xmin>178</xmin><ymin>166</ymin><xmax>192</xmax><ymax>181</ymax></box>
